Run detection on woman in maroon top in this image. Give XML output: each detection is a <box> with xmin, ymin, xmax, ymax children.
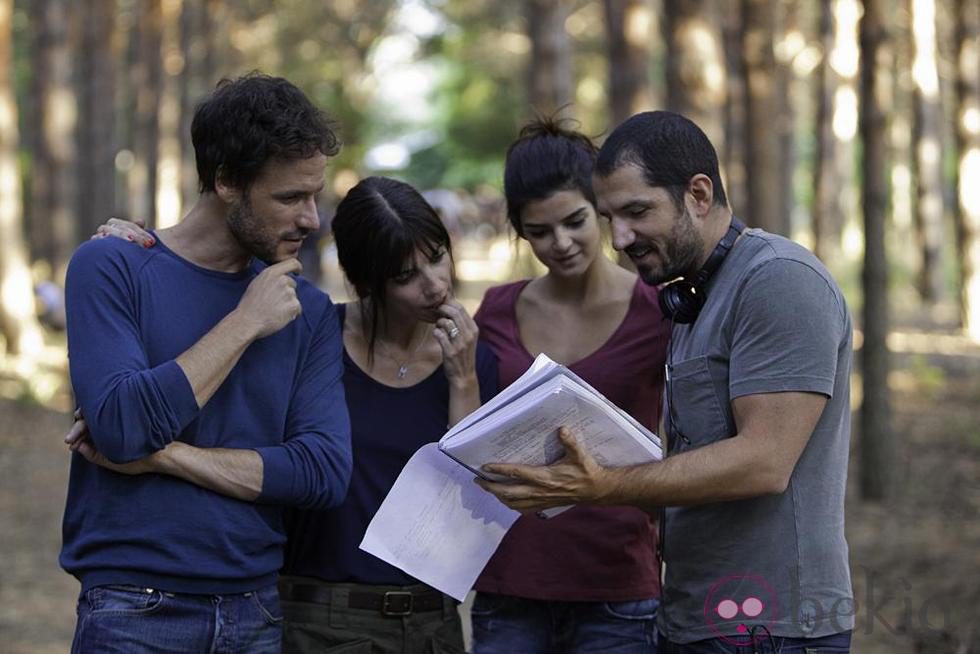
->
<box><xmin>471</xmin><ymin>118</ymin><xmax>671</xmax><ymax>653</ymax></box>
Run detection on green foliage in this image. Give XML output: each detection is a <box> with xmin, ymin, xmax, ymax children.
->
<box><xmin>415</xmin><ymin>60</ymin><xmax>520</xmax><ymax>189</ymax></box>
<box><xmin>907</xmin><ymin>353</ymin><xmax>946</xmax><ymax>400</ymax></box>
<box><xmin>231</xmin><ymin>0</ymin><xmax>399</xmax><ymax>180</ymax></box>
<box><xmin>397</xmin><ymin>1</ymin><xmax>527</xmax><ymax>190</ymax></box>
<box><xmin>13</xmin><ymin>378</ymin><xmax>41</xmax><ymax>408</ymax></box>
<box><xmin>400</xmin><ymin>143</ymin><xmax>448</xmax><ymax>190</ymax></box>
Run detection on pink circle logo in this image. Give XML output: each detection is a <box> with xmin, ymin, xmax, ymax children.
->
<box><xmin>703</xmin><ymin>574</ymin><xmax>779</xmax><ymax>646</ymax></box>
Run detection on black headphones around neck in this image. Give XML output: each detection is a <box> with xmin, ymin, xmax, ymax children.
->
<box><xmin>658</xmin><ymin>216</ymin><xmax>746</xmax><ymax>324</ymax></box>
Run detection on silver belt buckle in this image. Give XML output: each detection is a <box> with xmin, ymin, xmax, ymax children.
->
<box><xmin>382</xmin><ymin>591</ymin><xmax>413</xmax><ymax>616</ymax></box>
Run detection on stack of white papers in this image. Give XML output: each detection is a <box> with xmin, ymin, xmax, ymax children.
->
<box><xmin>440</xmin><ymin>354</ymin><xmax>662</xmax><ymax>477</ymax></box>
<box><xmin>360</xmin><ymin>354</ymin><xmax>662</xmax><ymax>600</ymax></box>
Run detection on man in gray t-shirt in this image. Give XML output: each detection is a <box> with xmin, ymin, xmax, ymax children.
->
<box><xmin>478</xmin><ymin>111</ymin><xmax>854</xmax><ymax>652</ymax></box>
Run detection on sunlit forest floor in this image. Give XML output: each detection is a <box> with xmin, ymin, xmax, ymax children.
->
<box><xmin>1</xmin><ymin>235</ymin><xmax>978</xmax><ymax>653</ymax></box>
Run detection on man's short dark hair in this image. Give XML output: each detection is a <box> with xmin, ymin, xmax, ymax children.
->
<box><xmin>191</xmin><ymin>72</ymin><xmax>340</xmax><ymax>193</ymax></box>
<box><xmin>595</xmin><ymin>111</ymin><xmax>728</xmax><ymax>209</ymax></box>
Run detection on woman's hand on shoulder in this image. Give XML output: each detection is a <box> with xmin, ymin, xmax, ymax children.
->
<box><xmin>433</xmin><ymin>298</ymin><xmax>478</xmax><ymax>388</ymax></box>
<box><xmin>91</xmin><ymin>217</ymin><xmax>155</xmax><ymax>248</ymax></box>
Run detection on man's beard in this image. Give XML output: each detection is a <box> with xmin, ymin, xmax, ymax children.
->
<box><xmin>226</xmin><ymin>195</ymin><xmax>279</xmax><ymax>264</ymax></box>
<box><xmin>631</xmin><ymin>206</ymin><xmax>705</xmax><ymax>286</ymax></box>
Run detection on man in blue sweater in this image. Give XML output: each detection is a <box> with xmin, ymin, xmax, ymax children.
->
<box><xmin>61</xmin><ymin>74</ymin><xmax>353</xmax><ymax>653</ymax></box>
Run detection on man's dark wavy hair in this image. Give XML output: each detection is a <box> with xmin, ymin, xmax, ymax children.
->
<box><xmin>191</xmin><ymin>72</ymin><xmax>340</xmax><ymax>193</ymax></box>
<box><xmin>595</xmin><ymin>110</ymin><xmax>728</xmax><ymax>209</ymax></box>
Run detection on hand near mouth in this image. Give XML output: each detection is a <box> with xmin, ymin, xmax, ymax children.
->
<box><xmin>432</xmin><ymin>297</ymin><xmax>482</xmax><ymax>427</ymax></box>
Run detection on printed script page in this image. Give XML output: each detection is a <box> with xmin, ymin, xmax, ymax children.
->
<box><xmin>359</xmin><ymin>442</ymin><xmax>520</xmax><ymax>601</ymax></box>
<box><xmin>442</xmin><ymin>377</ymin><xmax>662</xmax><ymax>479</ymax></box>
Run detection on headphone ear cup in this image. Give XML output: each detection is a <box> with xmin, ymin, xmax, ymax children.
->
<box><xmin>658</xmin><ymin>217</ymin><xmax>744</xmax><ymax>324</ymax></box>
<box><xmin>659</xmin><ymin>280</ymin><xmax>704</xmax><ymax>324</ymax></box>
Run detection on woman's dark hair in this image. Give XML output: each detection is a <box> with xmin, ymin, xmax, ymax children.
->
<box><xmin>595</xmin><ymin>110</ymin><xmax>728</xmax><ymax>209</ymax></box>
<box><xmin>191</xmin><ymin>72</ymin><xmax>340</xmax><ymax>193</ymax></box>
<box><xmin>503</xmin><ymin>115</ymin><xmax>598</xmax><ymax>236</ymax></box>
<box><xmin>331</xmin><ymin>176</ymin><xmax>453</xmax><ymax>363</ymax></box>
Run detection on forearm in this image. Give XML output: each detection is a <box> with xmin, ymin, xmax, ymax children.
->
<box><xmin>448</xmin><ymin>375</ymin><xmax>481</xmax><ymax>427</ymax></box>
<box><xmin>176</xmin><ymin>310</ymin><xmax>257</xmax><ymax>408</ymax></box>
<box><xmin>601</xmin><ymin>434</ymin><xmax>789</xmax><ymax>508</ymax></box>
<box><xmin>152</xmin><ymin>441</ymin><xmax>263</xmax><ymax>501</ymax></box>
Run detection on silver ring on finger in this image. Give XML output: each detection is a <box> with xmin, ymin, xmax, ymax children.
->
<box><xmin>448</xmin><ymin>325</ymin><xmax>460</xmax><ymax>340</ymax></box>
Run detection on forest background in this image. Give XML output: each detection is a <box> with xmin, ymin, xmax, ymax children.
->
<box><xmin>0</xmin><ymin>0</ymin><xmax>978</xmax><ymax>652</ymax></box>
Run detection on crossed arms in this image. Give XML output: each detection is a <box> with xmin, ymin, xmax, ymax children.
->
<box><xmin>66</xmin><ymin>241</ymin><xmax>350</xmax><ymax>508</ymax></box>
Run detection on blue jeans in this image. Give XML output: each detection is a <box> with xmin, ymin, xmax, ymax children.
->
<box><xmin>71</xmin><ymin>584</ymin><xmax>282</xmax><ymax>653</ymax></box>
<box><xmin>470</xmin><ymin>592</ymin><xmax>658</xmax><ymax>653</ymax></box>
<box><xmin>657</xmin><ymin>630</ymin><xmax>851</xmax><ymax>653</ymax></box>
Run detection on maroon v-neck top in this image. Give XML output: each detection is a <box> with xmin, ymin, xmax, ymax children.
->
<box><xmin>473</xmin><ymin>278</ymin><xmax>670</xmax><ymax>600</ymax></box>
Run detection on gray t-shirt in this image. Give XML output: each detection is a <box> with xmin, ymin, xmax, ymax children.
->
<box><xmin>658</xmin><ymin>228</ymin><xmax>854</xmax><ymax>643</ymax></box>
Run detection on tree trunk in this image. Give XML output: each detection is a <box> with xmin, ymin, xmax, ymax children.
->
<box><xmin>28</xmin><ymin>0</ymin><xmax>76</xmax><ymax>279</ymax></box>
<box><xmin>179</xmin><ymin>1</ymin><xmax>201</xmax><ymax>208</ymax></box>
<box><xmin>911</xmin><ymin>0</ymin><xmax>946</xmax><ymax>303</ymax></box>
<box><xmin>662</xmin><ymin>0</ymin><xmax>726</xmax><ymax>148</ymax></box>
<box><xmin>526</xmin><ymin>0</ymin><xmax>573</xmax><ymax>118</ymax></box>
<box><xmin>603</xmin><ymin>0</ymin><xmax>652</xmax><ymax>126</ymax></box>
<box><xmin>812</xmin><ymin>0</ymin><xmax>850</xmax><ymax>264</ymax></box>
<box><xmin>859</xmin><ymin>0</ymin><xmax>895</xmax><ymax>502</ymax></box>
<box><xmin>825</xmin><ymin>0</ymin><xmax>862</xmax><ymax>267</ymax></box>
<box><xmin>128</xmin><ymin>0</ymin><xmax>163</xmax><ymax>227</ymax></box>
<box><xmin>955</xmin><ymin>0</ymin><xmax>980</xmax><ymax>340</ymax></box>
<box><xmin>76</xmin><ymin>0</ymin><xmax>117</xmax><ymax>241</ymax></box>
<box><xmin>0</xmin><ymin>0</ymin><xmax>44</xmax><ymax>357</ymax></box>
<box><xmin>178</xmin><ymin>0</ymin><xmax>219</xmax><ymax>209</ymax></box>
<box><xmin>155</xmin><ymin>0</ymin><xmax>182</xmax><ymax>228</ymax></box>
<box><xmin>741</xmin><ymin>0</ymin><xmax>782</xmax><ymax>233</ymax></box>
<box><xmin>722</xmin><ymin>1</ymin><xmax>747</xmax><ymax>216</ymax></box>
<box><xmin>773</xmin><ymin>0</ymin><xmax>796</xmax><ymax>238</ymax></box>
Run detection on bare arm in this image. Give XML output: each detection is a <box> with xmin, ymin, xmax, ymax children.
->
<box><xmin>175</xmin><ymin>312</ymin><xmax>261</xmax><ymax>410</ymax></box>
<box><xmin>176</xmin><ymin>258</ymin><xmax>302</xmax><ymax>408</ymax></box>
<box><xmin>68</xmin><ymin>435</ymin><xmax>262</xmax><ymax>501</ymax></box>
<box><xmin>66</xmin><ymin>294</ymin><xmax>352</xmax><ymax>507</ymax></box>
<box><xmin>66</xmin><ymin>241</ymin><xmax>304</xmax><ymax>463</ymax></box>
<box><xmin>448</xmin><ymin>376</ymin><xmax>481</xmax><ymax>427</ymax></box>
<box><xmin>88</xmin><ymin>218</ymin><xmax>303</xmax><ymax>413</ymax></box>
<box><xmin>477</xmin><ymin>391</ymin><xmax>827</xmax><ymax>512</ymax></box>
<box><xmin>434</xmin><ymin>299</ymin><xmax>482</xmax><ymax>426</ymax></box>
<box><xmin>153</xmin><ymin>442</ymin><xmax>263</xmax><ymax>500</ymax></box>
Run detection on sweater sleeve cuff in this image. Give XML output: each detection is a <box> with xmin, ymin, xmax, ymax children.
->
<box><xmin>255</xmin><ymin>446</ymin><xmax>294</xmax><ymax>504</ymax></box>
<box><xmin>156</xmin><ymin>360</ymin><xmax>200</xmax><ymax>431</ymax></box>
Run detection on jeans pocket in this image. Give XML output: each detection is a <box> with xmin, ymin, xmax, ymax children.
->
<box><xmin>470</xmin><ymin>592</ymin><xmax>512</xmax><ymax>617</ymax></box>
<box><xmin>777</xmin><ymin>631</ymin><xmax>851</xmax><ymax>653</ymax></box>
<box><xmin>429</xmin><ymin>633</ymin><xmax>467</xmax><ymax>654</ymax></box>
<box><xmin>85</xmin><ymin>585</ymin><xmax>166</xmax><ymax>616</ymax></box>
<box><xmin>602</xmin><ymin>597</ymin><xmax>659</xmax><ymax>621</ymax></box>
<box><xmin>314</xmin><ymin>640</ymin><xmax>374</xmax><ymax>653</ymax></box>
<box><xmin>251</xmin><ymin>585</ymin><xmax>284</xmax><ymax>625</ymax></box>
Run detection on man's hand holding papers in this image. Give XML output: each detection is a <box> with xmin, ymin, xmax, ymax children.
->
<box><xmin>359</xmin><ymin>354</ymin><xmax>662</xmax><ymax>600</ymax></box>
<box><xmin>475</xmin><ymin>426</ymin><xmax>617</xmax><ymax>512</ymax></box>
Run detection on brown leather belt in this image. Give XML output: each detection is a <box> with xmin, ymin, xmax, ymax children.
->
<box><xmin>278</xmin><ymin>581</ymin><xmax>444</xmax><ymax>616</ymax></box>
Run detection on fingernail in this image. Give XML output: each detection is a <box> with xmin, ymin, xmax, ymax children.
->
<box><xmin>143</xmin><ymin>239</ymin><xmax>154</xmax><ymax>248</ymax></box>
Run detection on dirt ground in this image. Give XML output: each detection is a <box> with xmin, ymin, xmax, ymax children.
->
<box><xmin>0</xmin><ymin>327</ymin><xmax>977</xmax><ymax>653</ymax></box>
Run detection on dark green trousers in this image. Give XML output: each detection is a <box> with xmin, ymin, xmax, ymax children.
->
<box><xmin>280</xmin><ymin>577</ymin><xmax>466</xmax><ymax>654</ymax></box>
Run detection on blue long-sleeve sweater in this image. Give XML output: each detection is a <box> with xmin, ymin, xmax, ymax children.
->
<box><xmin>60</xmin><ymin>236</ymin><xmax>352</xmax><ymax>594</ymax></box>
